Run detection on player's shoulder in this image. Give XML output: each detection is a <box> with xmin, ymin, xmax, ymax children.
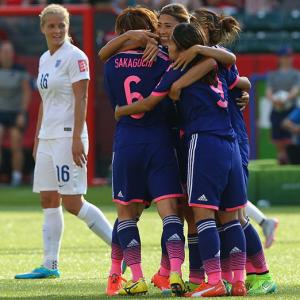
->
<box><xmin>63</xmin><ymin>42</ymin><xmax>88</xmax><ymax>60</ymax></box>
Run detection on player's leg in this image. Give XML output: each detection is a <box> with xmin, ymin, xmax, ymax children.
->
<box><xmin>239</xmin><ymin>209</ymin><xmax>277</xmax><ymax>295</ymax></box>
<box><xmin>0</xmin><ymin>123</ymin><xmax>4</xmax><ymax>171</ymax></box>
<box><xmin>15</xmin><ymin>140</ymin><xmax>63</xmax><ymax>279</ymax></box>
<box><xmin>185</xmin><ymin>134</ymin><xmax>228</xmax><ymax>297</ymax></box>
<box><xmin>110</xmin><ymin>145</ymin><xmax>149</xmax><ymax>296</ymax></box>
<box><xmin>246</xmin><ymin>201</ymin><xmax>279</xmax><ymax>248</ymax></box>
<box><xmin>184</xmin><ymin>204</ymin><xmax>205</xmax><ymax>292</ymax></box>
<box><xmin>57</xmin><ymin>137</ymin><xmax>112</xmax><ymax>245</ymax></box>
<box><xmin>116</xmin><ymin>202</ymin><xmax>148</xmax><ymax>296</ymax></box>
<box><xmin>149</xmin><ymin>144</ymin><xmax>186</xmax><ymax>296</ymax></box>
<box><xmin>156</xmin><ymin>198</ymin><xmax>185</xmax><ymax>296</ymax></box>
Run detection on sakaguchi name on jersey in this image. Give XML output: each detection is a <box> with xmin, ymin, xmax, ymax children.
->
<box><xmin>114</xmin><ymin>57</ymin><xmax>154</xmax><ymax>69</ymax></box>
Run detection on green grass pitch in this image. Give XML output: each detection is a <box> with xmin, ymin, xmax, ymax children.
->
<box><xmin>1</xmin><ymin>186</ymin><xmax>300</xmax><ymax>299</ymax></box>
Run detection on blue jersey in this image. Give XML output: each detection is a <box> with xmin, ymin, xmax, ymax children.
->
<box><xmin>152</xmin><ymin>66</ymin><xmax>235</xmax><ymax>139</ymax></box>
<box><xmin>104</xmin><ymin>49</ymin><xmax>171</xmax><ymax>149</ymax></box>
<box><xmin>225</xmin><ymin>64</ymin><xmax>249</xmax><ymax>142</ymax></box>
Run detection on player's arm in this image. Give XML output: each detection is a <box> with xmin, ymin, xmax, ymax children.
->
<box><xmin>172</xmin><ymin>45</ymin><xmax>235</xmax><ymax>70</ymax></box>
<box><xmin>33</xmin><ymin>101</ymin><xmax>43</xmax><ymax>161</ymax></box>
<box><xmin>233</xmin><ymin>76</ymin><xmax>251</xmax><ymax>92</ymax></box>
<box><xmin>72</xmin><ymin>79</ymin><xmax>89</xmax><ymax>167</ymax></box>
<box><xmin>169</xmin><ymin>58</ymin><xmax>217</xmax><ymax>101</ymax></box>
<box><xmin>115</xmin><ymin>94</ymin><xmax>165</xmax><ymax>120</ymax></box>
<box><xmin>98</xmin><ymin>30</ymin><xmax>159</xmax><ymax>61</ymax></box>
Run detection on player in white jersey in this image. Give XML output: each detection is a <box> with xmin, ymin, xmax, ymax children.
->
<box><xmin>15</xmin><ymin>4</ymin><xmax>113</xmax><ymax>279</ymax></box>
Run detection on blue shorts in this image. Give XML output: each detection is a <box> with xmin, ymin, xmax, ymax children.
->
<box><xmin>187</xmin><ymin>134</ymin><xmax>247</xmax><ymax>211</ymax></box>
<box><xmin>112</xmin><ymin>143</ymin><xmax>184</xmax><ymax>205</ymax></box>
<box><xmin>238</xmin><ymin>139</ymin><xmax>249</xmax><ymax>185</ymax></box>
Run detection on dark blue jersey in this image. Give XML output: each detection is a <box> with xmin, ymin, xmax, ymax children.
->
<box><xmin>104</xmin><ymin>49</ymin><xmax>171</xmax><ymax>149</ymax></box>
<box><xmin>225</xmin><ymin>64</ymin><xmax>249</xmax><ymax>142</ymax></box>
<box><xmin>152</xmin><ymin>66</ymin><xmax>235</xmax><ymax>139</ymax></box>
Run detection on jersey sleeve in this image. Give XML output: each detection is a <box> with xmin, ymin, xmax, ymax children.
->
<box><xmin>151</xmin><ymin>67</ymin><xmax>184</xmax><ymax>97</ymax></box>
<box><xmin>226</xmin><ymin>64</ymin><xmax>240</xmax><ymax>90</ymax></box>
<box><xmin>68</xmin><ymin>49</ymin><xmax>90</xmax><ymax>83</ymax></box>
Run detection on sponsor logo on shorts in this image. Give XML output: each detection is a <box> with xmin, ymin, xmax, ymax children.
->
<box><xmin>64</xmin><ymin>127</ymin><xmax>72</xmax><ymax>131</ymax></box>
<box><xmin>127</xmin><ymin>239</ymin><xmax>139</xmax><ymax>247</ymax></box>
<box><xmin>230</xmin><ymin>247</ymin><xmax>241</xmax><ymax>254</ymax></box>
<box><xmin>168</xmin><ymin>233</ymin><xmax>181</xmax><ymax>241</ymax></box>
<box><xmin>197</xmin><ymin>194</ymin><xmax>208</xmax><ymax>201</ymax></box>
<box><xmin>118</xmin><ymin>191</ymin><xmax>124</xmax><ymax>198</ymax></box>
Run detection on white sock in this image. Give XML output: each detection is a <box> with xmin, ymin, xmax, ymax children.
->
<box><xmin>246</xmin><ymin>201</ymin><xmax>266</xmax><ymax>225</ymax></box>
<box><xmin>42</xmin><ymin>207</ymin><xmax>64</xmax><ymax>269</ymax></box>
<box><xmin>77</xmin><ymin>200</ymin><xmax>112</xmax><ymax>245</ymax></box>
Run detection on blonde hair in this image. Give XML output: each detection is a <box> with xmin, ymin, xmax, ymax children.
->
<box><xmin>39</xmin><ymin>4</ymin><xmax>71</xmax><ymax>42</ymax></box>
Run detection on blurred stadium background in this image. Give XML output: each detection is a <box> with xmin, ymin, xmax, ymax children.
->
<box><xmin>0</xmin><ymin>1</ymin><xmax>300</xmax><ymax>204</ymax></box>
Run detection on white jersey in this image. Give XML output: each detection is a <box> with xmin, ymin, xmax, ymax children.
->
<box><xmin>37</xmin><ymin>41</ymin><xmax>90</xmax><ymax>139</ymax></box>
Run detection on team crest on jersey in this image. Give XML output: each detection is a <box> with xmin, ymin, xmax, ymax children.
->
<box><xmin>78</xmin><ymin>60</ymin><xmax>88</xmax><ymax>72</ymax></box>
<box><xmin>55</xmin><ymin>60</ymin><xmax>62</xmax><ymax>68</ymax></box>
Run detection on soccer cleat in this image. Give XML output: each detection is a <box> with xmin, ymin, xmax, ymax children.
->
<box><xmin>247</xmin><ymin>273</ymin><xmax>277</xmax><ymax>295</ymax></box>
<box><xmin>231</xmin><ymin>281</ymin><xmax>247</xmax><ymax>296</ymax></box>
<box><xmin>118</xmin><ymin>278</ymin><xmax>148</xmax><ymax>296</ymax></box>
<box><xmin>223</xmin><ymin>280</ymin><xmax>232</xmax><ymax>295</ymax></box>
<box><xmin>245</xmin><ymin>274</ymin><xmax>256</xmax><ymax>290</ymax></box>
<box><xmin>15</xmin><ymin>266</ymin><xmax>60</xmax><ymax>279</ymax></box>
<box><xmin>261</xmin><ymin>218</ymin><xmax>279</xmax><ymax>248</ymax></box>
<box><xmin>185</xmin><ymin>281</ymin><xmax>200</xmax><ymax>293</ymax></box>
<box><xmin>151</xmin><ymin>271</ymin><xmax>170</xmax><ymax>291</ymax></box>
<box><xmin>169</xmin><ymin>272</ymin><xmax>186</xmax><ymax>297</ymax></box>
<box><xmin>185</xmin><ymin>280</ymin><xmax>227</xmax><ymax>297</ymax></box>
<box><xmin>106</xmin><ymin>273</ymin><xmax>126</xmax><ymax>296</ymax></box>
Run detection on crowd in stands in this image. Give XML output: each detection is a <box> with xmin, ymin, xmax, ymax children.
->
<box><xmin>1</xmin><ymin>0</ymin><xmax>300</xmax><ymax>15</ymax></box>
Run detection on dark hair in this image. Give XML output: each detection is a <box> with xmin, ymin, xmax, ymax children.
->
<box><xmin>172</xmin><ymin>23</ymin><xmax>216</xmax><ymax>85</ymax></box>
<box><xmin>193</xmin><ymin>8</ymin><xmax>241</xmax><ymax>46</ymax></box>
<box><xmin>115</xmin><ymin>7</ymin><xmax>158</xmax><ymax>35</ymax></box>
<box><xmin>159</xmin><ymin>3</ymin><xmax>190</xmax><ymax>23</ymax></box>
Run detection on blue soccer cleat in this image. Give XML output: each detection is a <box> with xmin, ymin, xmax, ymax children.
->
<box><xmin>15</xmin><ymin>266</ymin><xmax>60</xmax><ymax>279</ymax></box>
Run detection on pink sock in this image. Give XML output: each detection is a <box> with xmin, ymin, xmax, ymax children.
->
<box><xmin>222</xmin><ymin>271</ymin><xmax>233</xmax><ymax>283</ymax></box>
<box><xmin>110</xmin><ymin>259</ymin><xmax>122</xmax><ymax>276</ymax></box>
<box><xmin>159</xmin><ymin>266</ymin><xmax>170</xmax><ymax>277</ymax></box>
<box><xmin>232</xmin><ymin>270</ymin><xmax>245</xmax><ymax>283</ymax></box>
<box><xmin>169</xmin><ymin>258</ymin><xmax>183</xmax><ymax>276</ymax></box>
<box><xmin>130</xmin><ymin>263</ymin><xmax>143</xmax><ymax>282</ymax></box>
<box><xmin>207</xmin><ymin>271</ymin><xmax>221</xmax><ymax>285</ymax></box>
<box><xmin>246</xmin><ymin>261</ymin><xmax>256</xmax><ymax>274</ymax></box>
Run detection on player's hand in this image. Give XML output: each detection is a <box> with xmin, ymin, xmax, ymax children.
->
<box><xmin>143</xmin><ymin>38</ymin><xmax>159</xmax><ymax>62</ymax></box>
<box><xmin>169</xmin><ymin>83</ymin><xmax>182</xmax><ymax>101</ymax></box>
<box><xmin>115</xmin><ymin>105</ymin><xmax>120</xmax><ymax>121</ymax></box>
<box><xmin>72</xmin><ymin>137</ymin><xmax>87</xmax><ymax>168</ymax></box>
<box><xmin>126</xmin><ymin>30</ymin><xmax>158</xmax><ymax>47</ymax></box>
<box><xmin>236</xmin><ymin>91</ymin><xmax>249</xmax><ymax>111</ymax></box>
<box><xmin>172</xmin><ymin>45</ymin><xmax>198</xmax><ymax>70</ymax></box>
<box><xmin>32</xmin><ymin>137</ymin><xmax>39</xmax><ymax>162</ymax></box>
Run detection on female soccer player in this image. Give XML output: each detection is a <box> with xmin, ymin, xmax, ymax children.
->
<box><xmin>15</xmin><ymin>4</ymin><xmax>113</xmax><ymax>280</ymax></box>
<box><xmin>115</xmin><ymin>22</ymin><xmax>250</xmax><ymax>297</ymax></box>
<box><xmin>171</xmin><ymin>8</ymin><xmax>277</xmax><ymax>295</ymax></box>
<box><xmin>103</xmin><ymin>7</ymin><xmax>187</xmax><ymax>296</ymax></box>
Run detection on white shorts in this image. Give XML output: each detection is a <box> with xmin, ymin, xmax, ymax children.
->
<box><xmin>33</xmin><ymin>137</ymin><xmax>89</xmax><ymax>195</ymax></box>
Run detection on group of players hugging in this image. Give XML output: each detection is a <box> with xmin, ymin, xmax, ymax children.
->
<box><xmin>101</xmin><ymin>3</ymin><xmax>278</xmax><ymax>298</ymax></box>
